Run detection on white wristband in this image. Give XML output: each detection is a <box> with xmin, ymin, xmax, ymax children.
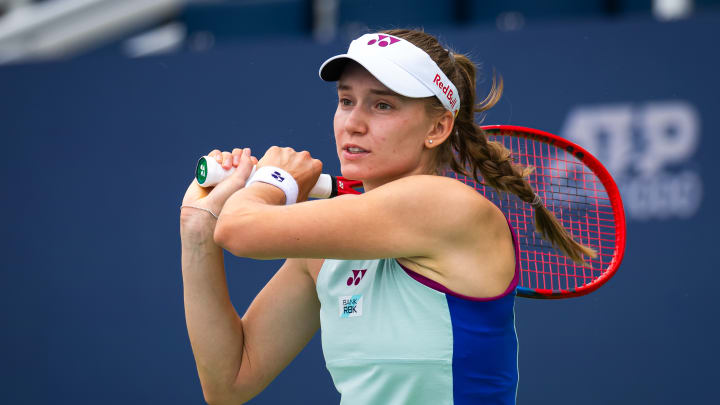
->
<box><xmin>245</xmin><ymin>166</ymin><xmax>299</xmax><ymax>205</ymax></box>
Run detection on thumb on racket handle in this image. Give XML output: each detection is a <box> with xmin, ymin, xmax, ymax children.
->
<box><xmin>195</xmin><ymin>156</ymin><xmax>336</xmax><ymax>199</ymax></box>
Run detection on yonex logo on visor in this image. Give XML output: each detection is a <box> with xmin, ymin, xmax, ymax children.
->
<box><xmin>318</xmin><ymin>33</ymin><xmax>461</xmax><ymax>116</ymax></box>
<box><xmin>366</xmin><ymin>35</ymin><xmax>400</xmax><ymax>47</ymax></box>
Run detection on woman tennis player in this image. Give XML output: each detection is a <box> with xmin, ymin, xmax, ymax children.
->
<box><xmin>180</xmin><ymin>29</ymin><xmax>593</xmax><ymax>405</ymax></box>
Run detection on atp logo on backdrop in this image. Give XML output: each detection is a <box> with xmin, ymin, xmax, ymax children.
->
<box><xmin>561</xmin><ymin>100</ymin><xmax>702</xmax><ymax>221</ymax></box>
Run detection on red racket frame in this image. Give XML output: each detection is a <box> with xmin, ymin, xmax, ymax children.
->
<box><xmin>474</xmin><ymin>125</ymin><xmax>626</xmax><ymax>298</ymax></box>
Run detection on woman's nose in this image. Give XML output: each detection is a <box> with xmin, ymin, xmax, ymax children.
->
<box><xmin>344</xmin><ymin>106</ymin><xmax>368</xmax><ymax>136</ymax></box>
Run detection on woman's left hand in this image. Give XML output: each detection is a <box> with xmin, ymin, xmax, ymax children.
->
<box><xmin>182</xmin><ymin>148</ymin><xmax>258</xmax><ymax>222</ymax></box>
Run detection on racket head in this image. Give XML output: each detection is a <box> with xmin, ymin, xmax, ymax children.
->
<box><xmin>447</xmin><ymin>125</ymin><xmax>626</xmax><ymax>299</ymax></box>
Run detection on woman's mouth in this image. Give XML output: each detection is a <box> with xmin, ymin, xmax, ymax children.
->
<box><xmin>342</xmin><ymin>145</ymin><xmax>370</xmax><ymax>159</ymax></box>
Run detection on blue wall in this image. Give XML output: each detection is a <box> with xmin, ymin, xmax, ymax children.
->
<box><xmin>2</xmin><ymin>12</ymin><xmax>719</xmax><ymax>404</ymax></box>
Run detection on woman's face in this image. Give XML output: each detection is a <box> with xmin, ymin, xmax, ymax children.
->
<box><xmin>334</xmin><ymin>63</ymin><xmax>437</xmax><ymax>190</ymax></box>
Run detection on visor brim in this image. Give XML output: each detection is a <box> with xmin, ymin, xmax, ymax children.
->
<box><xmin>319</xmin><ymin>53</ymin><xmax>434</xmax><ymax>99</ymax></box>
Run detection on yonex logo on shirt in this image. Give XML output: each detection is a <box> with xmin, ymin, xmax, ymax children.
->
<box><xmin>339</xmin><ymin>295</ymin><xmax>363</xmax><ymax>318</ymax></box>
<box><xmin>346</xmin><ymin>269</ymin><xmax>367</xmax><ymax>286</ymax></box>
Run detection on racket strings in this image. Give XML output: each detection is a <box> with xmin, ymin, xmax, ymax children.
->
<box><xmin>446</xmin><ymin>131</ymin><xmax>619</xmax><ymax>293</ymax></box>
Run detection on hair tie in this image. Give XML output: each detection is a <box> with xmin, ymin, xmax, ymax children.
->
<box><xmin>446</xmin><ymin>48</ymin><xmax>456</xmax><ymax>64</ymax></box>
<box><xmin>530</xmin><ymin>193</ymin><xmax>543</xmax><ymax>208</ymax></box>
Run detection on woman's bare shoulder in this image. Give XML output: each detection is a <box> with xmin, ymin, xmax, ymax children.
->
<box><xmin>378</xmin><ymin>175</ymin><xmax>499</xmax><ymax>219</ymax></box>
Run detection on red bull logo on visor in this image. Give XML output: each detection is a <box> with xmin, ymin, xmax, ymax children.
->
<box><xmin>433</xmin><ymin>74</ymin><xmax>458</xmax><ymax>109</ymax></box>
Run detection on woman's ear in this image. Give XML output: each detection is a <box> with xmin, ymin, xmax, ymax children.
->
<box><xmin>425</xmin><ymin>110</ymin><xmax>455</xmax><ymax>148</ymax></box>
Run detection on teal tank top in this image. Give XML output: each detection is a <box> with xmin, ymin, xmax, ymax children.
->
<box><xmin>316</xmin><ymin>250</ymin><xmax>519</xmax><ymax>404</ymax></box>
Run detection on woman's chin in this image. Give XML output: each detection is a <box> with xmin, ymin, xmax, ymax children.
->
<box><xmin>341</xmin><ymin>171</ymin><xmax>364</xmax><ymax>181</ymax></box>
<box><xmin>339</xmin><ymin>164</ymin><xmax>365</xmax><ymax>181</ymax></box>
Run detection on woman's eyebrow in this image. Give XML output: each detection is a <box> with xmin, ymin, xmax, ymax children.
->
<box><xmin>337</xmin><ymin>84</ymin><xmax>398</xmax><ymax>97</ymax></box>
<box><xmin>369</xmin><ymin>88</ymin><xmax>399</xmax><ymax>97</ymax></box>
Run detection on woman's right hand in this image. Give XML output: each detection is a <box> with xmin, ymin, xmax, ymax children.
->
<box><xmin>255</xmin><ymin>146</ymin><xmax>323</xmax><ymax>202</ymax></box>
<box><xmin>181</xmin><ymin>148</ymin><xmax>257</xmax><ymax>229</ymax></box>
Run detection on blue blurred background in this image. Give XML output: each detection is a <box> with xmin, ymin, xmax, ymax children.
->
<box><xmin>1</xmin><ymin>0</ymin><xmax>719</xmax><ymax>404</ymax></box>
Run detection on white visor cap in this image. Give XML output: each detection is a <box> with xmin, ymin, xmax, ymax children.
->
<box><xmin>319</xmin><ymin>33</ymin><xmax>460</xmax><ymax>116</ymax></box>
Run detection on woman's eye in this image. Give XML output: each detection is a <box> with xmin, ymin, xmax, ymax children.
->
<box><xmin>377</xmin><ymin>102</ymin><xmax>392</xmax><ymax>110</ymax></box>
<box><xmin>339</xmin><ymin>98</ymin><xmax>352</xmax><ymax>106</ymax></box>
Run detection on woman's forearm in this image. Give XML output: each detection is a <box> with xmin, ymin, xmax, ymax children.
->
<box><xmin>213</xmin><ymin>183</ymin><xmax>287</xmax><ymax>259</ymax></box>
<box><xmin>181</xmin><ymin>213</ymin><xmax>245</xmax><ymax>403</ymax></box>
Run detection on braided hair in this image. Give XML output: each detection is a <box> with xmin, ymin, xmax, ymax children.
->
<box><xmin>383</xmin><ymin>29</ymin><xmax>596</xmax><ymax>264</ymax></box>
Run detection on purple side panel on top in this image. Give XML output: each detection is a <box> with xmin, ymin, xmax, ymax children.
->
<box><xmin>398</xmin><ymin>222</ymin><xmax>520</xmax><ymax>301</ymax></box>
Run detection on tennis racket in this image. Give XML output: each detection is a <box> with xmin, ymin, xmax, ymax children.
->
<box><xmin>195</xmin><ymin>125</ymin><xmax>625</xmax><ymax>299</ymax></box>
<box><xmin>467</xmin><ymin>125</ymin><xmax>626</xmax><ymax>299</ymax></box>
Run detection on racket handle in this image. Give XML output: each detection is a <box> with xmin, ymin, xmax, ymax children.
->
<box><xmin>195</xmin><ymin>156</ymin><xmax>336</xmax><ymax>199</ymax></box>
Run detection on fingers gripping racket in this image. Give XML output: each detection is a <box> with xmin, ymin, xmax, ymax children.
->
<box><xmin>194</xmin><ymin>125</ymin><xmax>625</xmax><ymax>299</ymax></box>
<box><xmin>195</xmin><ymin>156</ymin><xmax>363</xmax><ymax>198</ymax></box>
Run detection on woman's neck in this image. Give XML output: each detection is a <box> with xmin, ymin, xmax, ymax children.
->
<box><xmin>361</xmin><ymin>164</ymin><xmax>438</xmax><ymax>192</ymax></box>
